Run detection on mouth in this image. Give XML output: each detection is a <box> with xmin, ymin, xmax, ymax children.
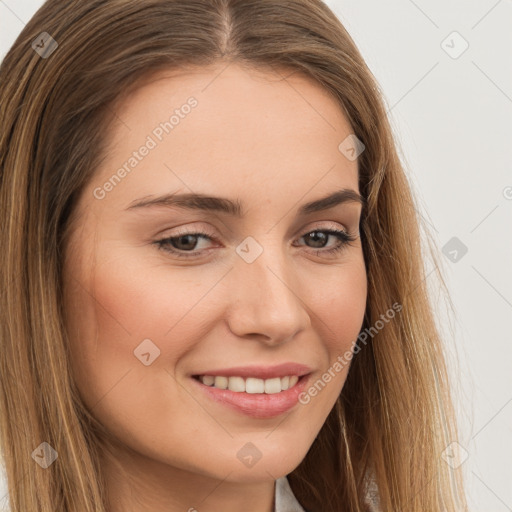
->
<box><xmin>190</xmin><ymin>372</ymin><xmax>312</xmax><ymax>419</ymax></box>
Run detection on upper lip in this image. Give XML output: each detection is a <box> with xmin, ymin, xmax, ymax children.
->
<box><xmin>192</xmin><ymin>363</ymin><xmax>313</xmax><ymax>380</ymax></box>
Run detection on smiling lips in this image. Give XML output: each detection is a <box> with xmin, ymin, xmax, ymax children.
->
<box><xmin>191</xmin><ymin>362</ymin><xmax>313</xmax><ymax>418</ymax></box>
<box><xmin>192</xmin><ymin>362</ymin><xmax>311</xmax><ymax>394</ymax></box>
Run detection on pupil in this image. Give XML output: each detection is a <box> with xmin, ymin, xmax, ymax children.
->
<box><xmin>307</xmin><ymin>231</ymin><xmax>327</xmax><ymax>248</ymax></box>
<box><xmin>175</xmin><ymin>234</ymin><xmax>197</xmax><ymax>250</ymax></box>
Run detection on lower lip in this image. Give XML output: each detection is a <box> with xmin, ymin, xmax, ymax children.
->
<box><xmin>190</xmin><ymin>374</ymin><xmax>311</xmax><ymax>419</ymax></box>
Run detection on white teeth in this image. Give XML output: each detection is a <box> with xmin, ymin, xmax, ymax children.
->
<box><xmin>246</xmin><ymin>377</ymin><xmax>264</xmax><ymax>394</ymax></box>
<box><xmin>228</xmin><ymin>376</ymin><xmax>245</xmax><ymax>392</ymax></box>
<box><xmin>213</xmin><ymin>376</ymin><xmax>228</xmax><ymax>389</ymax></box>
<box><xmin>264</xmin><ymin>377</ymin><xmax>282</xmax><ymax>394</ymax></box>
<box><xmin>198</xmin><ymin>374</ymin><xmax>301</xmax><ymax>393</ymax></box>
<box><xmin>202</xmin><ymin>375</ymin><xmax>215</xmax><ymax>386</ymax></box>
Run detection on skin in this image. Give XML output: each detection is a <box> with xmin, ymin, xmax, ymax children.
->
<box><xmin>62</xmin><ymin>62</ymin><xmax>367</xmax><ymax>512</ymax></box>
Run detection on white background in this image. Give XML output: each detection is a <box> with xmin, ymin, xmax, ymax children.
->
<box><xmin>1</xmin><ymin>1</ymin><xmax>511</xmax><ymax>511</ymax></box>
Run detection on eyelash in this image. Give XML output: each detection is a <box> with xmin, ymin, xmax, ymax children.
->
<box><xmin>153</xmin><ymin>227</ymin><xmax>358</xmax><ymax>259</ymax></box>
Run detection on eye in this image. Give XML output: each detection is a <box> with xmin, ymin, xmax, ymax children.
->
<box><xmin>295</xmin><ymin>228</ymin><xmax>358</xmax><ymax>257</ymax></box>
<box><xmin>154</xmin><ymin>231</ymin><xmax>216</xmax><ymax>258</ymax></box>
<box><xmin>153</xmin><ymin>226</ymin><xmax>358</xmax><ymax>259</ymax></box>
<box><xmin>154</xmin><ymin>230</ymin><xmax>216</xmax><ymax>258</ymax></box>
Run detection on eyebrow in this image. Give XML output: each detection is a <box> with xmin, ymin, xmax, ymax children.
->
<box><xmin>125</xmin><ymin>188</ymin><xmax>365</xmax><ymax>217</ymax></box>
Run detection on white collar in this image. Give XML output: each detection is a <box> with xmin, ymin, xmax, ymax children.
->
<box><xmin>274</xmin><ymin>476</ymin><xmax>307</xmax><ymax>512</ymax></box>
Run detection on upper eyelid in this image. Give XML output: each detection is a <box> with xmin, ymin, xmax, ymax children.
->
<box><xmin>159</xmin><ymin>222</ymin><xmax>352</xmax><ymax>244</ymax></box>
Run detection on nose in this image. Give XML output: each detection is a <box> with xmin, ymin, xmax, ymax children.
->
<box><xmin>225</xmin><ymin>242</ymin><xmax>311</xmax><ymax>345</ymax></box>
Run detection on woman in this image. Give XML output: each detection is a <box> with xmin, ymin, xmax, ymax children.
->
<box><xmin>0</xmin><ymin>1</ymin><xmax>467</xmax><ymax>511</ymax></box>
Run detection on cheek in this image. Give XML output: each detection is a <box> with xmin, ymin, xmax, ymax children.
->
<box><xmin>309</xmin><ymin>257</ymin><xmax>367</xmax><ymax>353</ymax></box>
<box><xmin>63</xmin><ymin>254</ymin><xmax>227</xmax><ymax>459</ymax></box>
<box><xmin>298</xmin><ymin>258</ymin><xmax>367</xmax><ymax>408</ymax></box>
<box><xmin>65</xmin><ymin>249</ymin><xmax>226</xmax><ymax>405</ymax></box>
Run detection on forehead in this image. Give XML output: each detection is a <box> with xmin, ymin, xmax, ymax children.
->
<box><xmin>83</xmin><ymin>62</ymin><xmax>360</xmax><ymax>216</ymax></box>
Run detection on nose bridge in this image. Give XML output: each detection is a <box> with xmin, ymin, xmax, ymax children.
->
<box><xmin>227</xmin><ymin>237</ymin><xmax>310</xmax><ymax>342</ymax></box>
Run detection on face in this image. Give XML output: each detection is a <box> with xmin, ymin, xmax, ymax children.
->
<box><xmin>62</xmin><ymin>62</ymin><xmax>367</xmax><ymax>493</ymax></box>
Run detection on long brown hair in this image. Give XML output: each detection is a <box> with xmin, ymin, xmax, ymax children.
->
<box><xmin>0</xmin><ymin>1</ymin><xmax>467</xmax><ymax>510</ymax></box>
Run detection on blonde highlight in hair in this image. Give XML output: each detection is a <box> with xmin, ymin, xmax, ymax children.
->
<box><xmin>0</xmin><ymin>1</ymin><xmax>467</xmax><ymax>510</ymax></box>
